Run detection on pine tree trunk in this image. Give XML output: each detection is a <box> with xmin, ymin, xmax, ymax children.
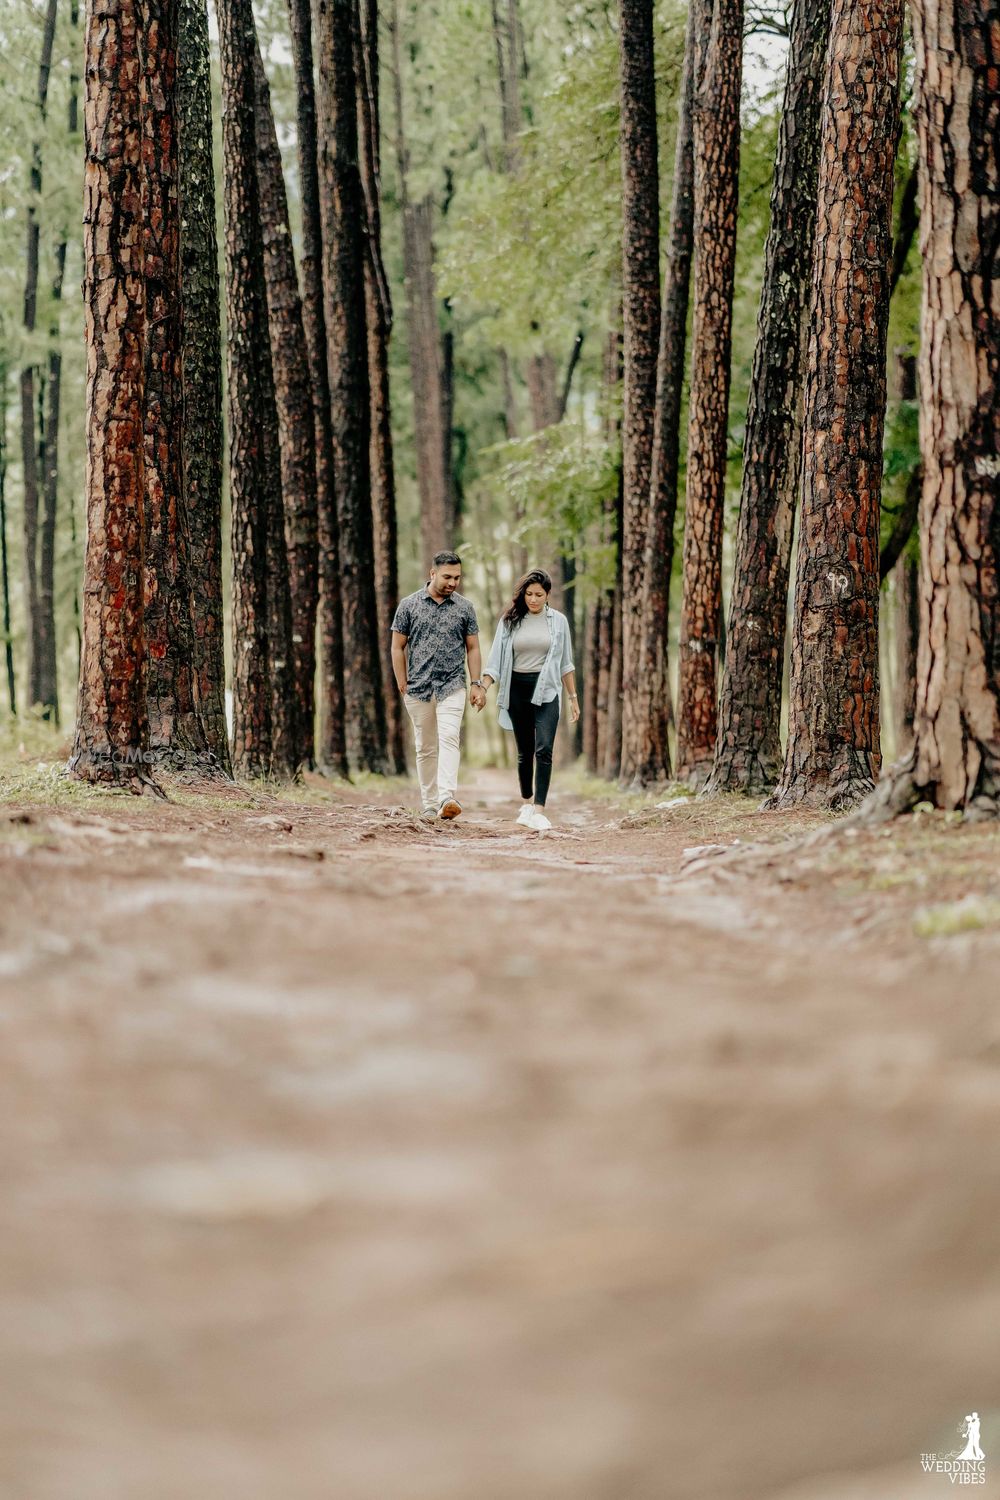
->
<box><xmin>178</xmin><ymin>0</ymin><xmax>230</xmax><ymax>772</ymax></box>
<box><xmin>707</xmin><ymin>0</ymin><xmax>829</xmax><ymax>795</ymax></box>
<box><xmin>603</xmin><ymin>470</ymin><xmax>625</xmax><ymax>780</ymax></box>
<box><xmin>583</xmin><ymin>601</ymin><xmax>601</xmax><ymax>772</ymax></box>
<box><xmin>356</xmin><ymin>0</ymin><xmax>406</xmax><ymax>772</ymax></box>
<box><xmin>37</xmin><ymin>239</ymin><xmax>65</xmax><ymax>724</ymax></box>
<box><xmin>317</xmin><ymin>0</ymin><xmax>388</xmax><ymax>772</ymax></box>
<box><xmin>617</xmin><ymin>0</ymin><xmax>662</xmax><ymax>786</ymax></box>
<box><xmin>21</xmin><ymin>0</ymin><xmax>59</xmax><ymax>716</ymax></box>
<box><xmin>768</xmin><ymin>0</ymin><xmax>902</xmax><ymax>810</ymax></box>
<box><xmin>0</xmin><ymin>365</ymin><xmax>16</xmax><ymax>715</ymax></box>
<box><xmin>390</xmin><ymin>0</ymin><xmax>454</xmax><ymax>562</ymax></box>
<box><xmin>219</xmin><ymin>0</ymin><xmax>296</xmax><ymax>779</ymax></box>
<box><xmin>893</xmin><ymin>551</ymin><xmax>918</xmax><ymax>757</ymax></box>
<box><xmin>286</xmin><ymin>0</ymin><xmax>347</xmax><ymax>777</ymax></box>
<box><xmin>628</xmin><ymin>0</ymin><xmax>701</xmax><ymax>787</ymax></box>
<box><xmin>70</xmin><ymin>0</ymin><xmax>149</xmax><ymax>785</ymax></box>
<box><xmin>140</xmin><ymin>0</ymin><xmax>213</xmax><ymax>769</ymax></box>
<box><xmin>253</xmin><ymin>41</ymin><xmax>320</xmax><ymax>771</ymax></box>
<box><xmin>868</xmin><ymin>0</ymin><xmax>1000</xmax><ymax>817</ymax></box>
<box><xmin>675</xmin><ymin>0</ymin><xmax>742</xmax><ymax>785</ymax></box>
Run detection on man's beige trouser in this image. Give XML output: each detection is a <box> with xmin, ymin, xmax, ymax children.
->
<box><xmin>403</xmin><ymin>685</ymin><xmax>466</xmax><ymax>811</ymax></box>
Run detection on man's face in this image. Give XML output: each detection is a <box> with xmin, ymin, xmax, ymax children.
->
<box><xmin>431</xmin><ymin>564</ymin><xmax>462</xmax><ymax>596</ymax></box>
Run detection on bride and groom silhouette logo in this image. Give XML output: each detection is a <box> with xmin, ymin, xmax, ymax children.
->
<box><xmin>955</xmin><ymin>1412</ymin><xmax>985</xmax><ymax>1462</ymax></box>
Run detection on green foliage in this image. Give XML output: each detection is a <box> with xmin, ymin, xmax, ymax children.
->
<box><xmin>463</xmin><ymin>420</ymin><xmax>621</xmax><ymax>597</ymax></box>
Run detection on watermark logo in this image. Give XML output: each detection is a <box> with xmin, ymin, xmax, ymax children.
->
<box><xmin>921</xmin><ymin>1412</ymin><xmax>986</xmax><ymax>1485</ymax></box>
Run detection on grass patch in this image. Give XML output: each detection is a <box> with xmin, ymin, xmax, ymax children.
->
<box><xmin>914</xmin><ymin>896</ymin><xmax>1000</xmax><ymax>938</ymax></box>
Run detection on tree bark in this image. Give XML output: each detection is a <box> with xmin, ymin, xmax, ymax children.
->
<box><xmin>316</xmin><ymin>0</ymin><xmax>388</xmax><ymax>773</ymax></box>
<box><xmin>356</xmin><ymin>0</ymin><xmax>406</xmax><ymax>773</ymax></box>
<box><xmin>285</xmin><ymin>0</ymin><xmax>346</xmax><ymax>777</ymax></box>
<box><xmin>866</xmin><ymin>0</ymin><xmax>1000</xmax><ymax>818</ymax></box>
<box><xmin>178</xmin><ymin>0</ymin><xmax>230</xmax><ymax>771</ymax></box>
<box><xmin>140</xmin><ymin>0</ymin><xmax>213</xmax><ymax>769</ymax></box>
<box><xmin>0</xmin><ymin>364</ymin><xmax>16</xmax><ymax>715</ymax></box>
<box><xmin>389</xmin><ymin>3</ymin><xmax>453</xmax><ymax>567</ymax></box>
<box><xmin>603</xmin><ymin>467</ymin><xmax>625</xmax><ymax>781</ymax></box>
<box><xmin>706</xmin><ymin>0</ymin><xmax>829</xmax><ymax>795</ymax></box>
<box><xmin>767</xmin><ymin>0</ymin><xmax>903</xmax><ymax>810</ymax></box>
<box><xmin>218</xmin><ymin>0</ymin><xmax>296</xmax><ymax>779</ymax></box>
<box><xmin>37</xmin><ymin>238</ymin><xmax>65</xmax><ymax>725</ymax></box>
<box><xmin>675</xmin><ymin>0</ymin><xmax>742</xmax><ymax>785</ymax></box>
<box><xmin>617</xmin><ymin>0</ymin><xmax>662</xmax><ymax>785</ymax></box>
<box><xmin>70</xmin><ymin>0</ymin><xmax>150</xmax><ymax>786</ymax></box>
<box><xmin>21</xmin><ymin>0</ymin><xmax>59</xmax><ymax>716</ymax></box>
<box><xmin>627</xmin><ymin>0</ymin><xmax>701</xmax><ymax>787</ymax></box>
<box><xmin>893</xmin><ymin>550</ymin><xmax>918</xmax><ymax>757</ymax></box>
<box><xmin>253</xmin><ymin>40</ymin><xmax>320</xmax><ymax>772</ymax></box>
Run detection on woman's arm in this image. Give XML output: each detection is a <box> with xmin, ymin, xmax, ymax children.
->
<box><xmin>482</xmin><ymin>619</ymin><xmax>506</xmax><ymax>688</ymax></box>
<box><xmin>562</xmin><ymin>668</ymin><xmax>580</xmax><ymax>722</ymax></box>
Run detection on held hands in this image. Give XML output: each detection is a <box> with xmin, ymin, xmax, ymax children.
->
<box><xmin>469</xmin><ymin>683</ymin><xmax>487</xmax><ymax>711</ymax></box>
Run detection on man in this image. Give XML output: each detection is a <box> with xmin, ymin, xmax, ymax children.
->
<box><xmin>391</xmin><ymin>552</ymin><xmax>486</xmax><ymax>820</ymax></box>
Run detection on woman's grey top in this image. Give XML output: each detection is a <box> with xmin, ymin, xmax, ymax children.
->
<box><xmin>484</xmin><ymin>605</ymin><xmax>575</xmax><ymax>732</ymax></box>
<box><xmin>511</xmin><ymin>610</ymin><xmax>552</xmax><ymax>672</ymax></box>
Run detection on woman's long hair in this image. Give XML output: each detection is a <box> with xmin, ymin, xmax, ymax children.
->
<box><xmin>502</xmin><ymin>569</ymin><xmax>552</xmax><ymax>628</ymax></box>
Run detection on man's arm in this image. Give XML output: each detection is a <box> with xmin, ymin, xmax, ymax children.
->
<box><xmin>466</xmin><ymin>634</ymin><xmax>485</xmax><ymax>709</ymax></box>
<box><xmin>391</xmin><ymin>631</ymin><xmax>409</xmax><ymax>694</ymax></box>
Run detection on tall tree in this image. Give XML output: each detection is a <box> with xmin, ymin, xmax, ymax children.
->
<box><xmin>674</xmin><ymin>0</ymin><xmax>743</xmax><ymax>784</ymax></box>
<box><xmin>707</xmin><ymin>0</ymin><xmax>830</xmax><ymax>795</ymax></box>
<box><xmin>389</xmin><ymin>1</ymin><xmax>453</xmax><ymax>563</ymax></box>
<box><xmin>868</xmin><ymin>0</ymin><xmax>1000</xmax><ymax>818</ymax></box>
<box><xmin>768</xmin><ymin>0</ymin><xmax>903</xmax><ymax>809</ymax></box>
<box><xmin>178</xmin><ymin>0</ymin><xmax>230</xmax><ymax>771</ymax></box>
<box><xmin>617</xmin><ymin>0</ymin><xmax>662</xmax><ymax>787</ymax></box>
<box><xmin>285</xmin><ymin>0</ymin><xmax>347</xmax><ymax>777</ymax></box>
<box><xmin>70</xmin><ymin>0</ymin><xmax>149</xmax><ymax>785</ymax></box>
<box><xmin>626</xmin><ymin>0</ymin><xmax>701</xmax><ymax>786</ymax></box>
<box><xmin>218</xmin><ymin>0</ymin><xmax>296</xmax><ymax>778</ymax></box>
<box><xmin>356</xmin><ymin>0</ymin><xmax>406</xmax><ymax>773</ymax></box>
<box><xmin>316</xmin><ymin>0</ymin><xmax>387</xmax><ymax>773</ymax></box>
<box><xmin>34</xmin><ymin>0</ymin><xmax>79</xmax><ymax>725</ymax></box>
<box><xmin>21</xmin><ymin>0</ymin><xmax>59</xmax><ymax>716</ymax></box>
<box><xmin>253</xmin><ymin>40</ymin><xmax>320</xmax><ymax>771</ymax></box>
<box><xmin>0</xmin><ymin>358</ymin><xmax>16</xmax><ymax>714</ymax></box>
<box><xmin>141</xmin><ymin>0</ymin><xmax>214</xmax><ymax>768</ymax></box>
<box><xmin>37</xmin><ymin>249</ymin><xmax>67</xmax><ymax>726</ymax></box>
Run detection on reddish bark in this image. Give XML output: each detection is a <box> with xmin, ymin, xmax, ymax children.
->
<box><xmin>768</xmin><ymin>0</ymin><xmax>903</xmax><ymax>810</ymax></box>
<box><xmin>707</xmin><ymin>0</ymin><xmax>829</xmax><ymax>795</ymax></box>
<box><xmin>675</xmin><ymin>0</ymin><xmax>743</xmax><ymax>785</ymax></box>
<box><xmin>867</xmin><ymin>0</ymin><xmax>1000</xmax><ymax>818</ymax></box>
<box><xmin>253</xmin><ymin>41</ymin><xmax>320</xmax><ymax>771</ymax></box>
<box><xmin>178</xmin><ymin>0</ymin><xmax>231</xmax><ymax>771</ymax></box>
<box><xmin>316</xmin><ymin>0</ymin><xmax>388</xmax><ymax>773</ymax></box>
<box><xmin>70</xmin><ymin>0</ymin><xmax>150</xmax><ymax>786</ymax></box>
<box><xmin>617</xmin><ymin>0</ymin><xmax>662</xmax><ymax>786</ymax></box>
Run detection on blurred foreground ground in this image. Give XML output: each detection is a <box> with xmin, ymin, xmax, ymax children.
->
<box><xmin>1</xmin><ymin>761</ymin><xmax>998</xmax><ymax>1500</ymax></box>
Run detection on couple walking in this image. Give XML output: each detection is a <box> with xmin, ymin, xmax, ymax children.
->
<box><xmin>390</xmin><ymin>551</ymin><xmax>579</xmax><ymax>830</ymax></box>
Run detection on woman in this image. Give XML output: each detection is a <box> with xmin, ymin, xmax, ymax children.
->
<box><xmin>481</xmin><ymin>569</ymin><xmax>579</xmax><ymax>830</ymax></box>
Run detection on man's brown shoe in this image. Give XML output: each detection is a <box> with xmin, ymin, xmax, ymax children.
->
<box><xmin>438</xmin><ymin>799</ymin><xmax>462</xmax><ymax>820</ymax></box>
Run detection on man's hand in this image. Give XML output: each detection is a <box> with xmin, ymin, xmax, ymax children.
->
<box><xmin>470</xmin><ymin>684</ymin><xmax>487</xmax><ymax>711</ymax></box>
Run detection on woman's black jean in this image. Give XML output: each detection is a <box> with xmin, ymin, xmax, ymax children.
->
<box><xmin>509</xmin><ymin>671</ymin><xmax>560</xmax><ymax>806</ymax></box>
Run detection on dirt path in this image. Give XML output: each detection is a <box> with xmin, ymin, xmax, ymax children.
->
<box><xmin>1</xmin><ymin>769</ymin><xmax>998</xmax><ymax>1500</ymax></box>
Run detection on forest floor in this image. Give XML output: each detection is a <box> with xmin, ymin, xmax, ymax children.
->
<box><xmin>2</xmin><ymin>734</ymin><xmax>999</xmax><ymax>1500</ymax></box>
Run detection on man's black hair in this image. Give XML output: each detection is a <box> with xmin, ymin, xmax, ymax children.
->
<box><xmin>432</xmin><ymin>551</ymin><xmax>462</xmax><ymax>568</ymax></box>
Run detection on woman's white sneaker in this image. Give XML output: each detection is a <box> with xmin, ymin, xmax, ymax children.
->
<box><xmin>529</xmin><ymin>810</ymin><xmax>552</xmax><ymax>831</ymax></box>
<box><xmin>516</xmin><ymin>804</ymin><xmax>535</xmax><ymax>827</ymax></box>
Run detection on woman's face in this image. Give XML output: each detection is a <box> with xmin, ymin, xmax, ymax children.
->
<box><xmin>524</xmin><ymin>583</ymin><xmax>548</xmax><ymax>613</ymax></box>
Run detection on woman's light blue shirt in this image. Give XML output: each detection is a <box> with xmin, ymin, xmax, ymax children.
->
<box><xmin>484</xmin><ymin>605</ymin><xmax>575</xmax><ymax>731</ymax></box>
